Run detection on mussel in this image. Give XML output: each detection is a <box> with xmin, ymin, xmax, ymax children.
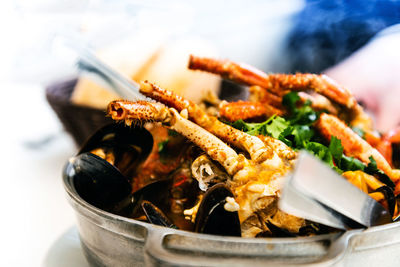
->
<box><xmin>113</xmin><ymin>170</ymin><xmax>241</xmax><ymax>236</ymax></box>
<box><xmin>64</xmin><ymin>123</ymin><xmax>242</xmax><ymax>237</ymax></box>
<box><xmin>194</xmin><ymin>183</ymin><xmax>241</xmax><ymax>237</ymax></box>
<box><xmin>141</xmin><ymin>200</ymin><xmax>178</xmax><ymax>229</ymax></box>
<box><xmin>126</xmin><ymin>181</ymin><xmax>241</xmax><ymax>236</ymax></box>
<box><xmin>374</xmin><ymin>185</ymin><xmax>396</xmax><ymax>217</ymax></box>
<box><xmin>264</xmin><ymin>221</ymin><xmax>297</xmax><ymax>237</ymax></box>
<box><xmin>78</xmin><ymin>123</ymin><xmax>153</xmax><ymax>178</ymax></box>
<box><xmin>65</xmin><ymin>152</ymin><xmax>132</xmax><ymax>210</ymax></box>
<box><xmin>63</xmin><ymin>124</ymin><xmax>153</xmax><ymax>211</ymax></box>
<box><xmin>252</xmin><ymin>219</ymin><xmax>336</xmax><ymax>238</ymax></box>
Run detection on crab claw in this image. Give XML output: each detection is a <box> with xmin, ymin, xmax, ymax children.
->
<box><xmin>138</xmin><ymin>81</ymin><xmax>273</xmax><ymax>163</ymax></box>
<box><xmin>108</xmin><ymin>100</ymin><xmax>246</xmax><ymax>176</ymax></box>
<box><xmin>108</xmin><ymin>100</ymin><xmax>172</xmax><ymax>125</ymax></box>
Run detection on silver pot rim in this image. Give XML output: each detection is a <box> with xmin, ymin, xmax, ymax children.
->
<box><xmin>63</xmin><ymin>168</ymin><xmax>400</xmax><ymax>238</ymax></box>
<box><xmin>63</xmin><ymin>166</ymin><xmax>400</xmax><ymax>266</ymax></box>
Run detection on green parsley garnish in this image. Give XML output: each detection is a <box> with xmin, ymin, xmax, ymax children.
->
<box><xmin>158</xmin><ymin>139</ymin><xmax>169</xmax><ymax>153</ymax></box>
<box><xmin>228</xmin><ymin>92</ymin><xmax>392</xmax><ymax>177</ymax></box>
<box><xmin>158</xmin><ymin>139</ymin><xmax>170</xmax><ymax>163</ymax></box>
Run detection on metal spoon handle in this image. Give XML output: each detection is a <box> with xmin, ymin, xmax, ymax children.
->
<box><xmin>58</xmin><ymin>36</ymin><xmax>148</xmax><ymax>101</ymax></box>
<box><xmin>279</xmin><ymin>152</ymin><xmax>392</xmax><ymax>229</ymax></box>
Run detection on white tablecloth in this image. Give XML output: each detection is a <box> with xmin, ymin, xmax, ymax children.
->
<box><xmin>0</xmin><ymin>82</ymin><xmax>88</xmax><ymax>266</ymax></box>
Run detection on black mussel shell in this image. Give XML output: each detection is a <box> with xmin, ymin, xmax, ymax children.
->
<box><xmin>141</xmin><ymin>200</ymin><xmax>178</xmax><ymax>229</ymax></box>
<box><xmin>109</xmin><ymin>166</ymin><xmax>200</xmax><ymax>231</ymax></box>
<box><xmin>374</xmin><ymin>185</ymin><xmax>396</xmax><ymax>217</ymax></box>
<box><xmin>79</xmin><ymin>123</ymin><xmax>153</xmax><ymax>178</ymax></box>
<box><xmin>113</xmin><ymin>179</ymin><xmax>173</xmax><ymax>218</ymax></box>
<box><xmin>194</xmin><ymin>183</ymin><xmax>241</xmax><ymax>237</ymax></box>
<box><xmin>265</xmin><ymin>221</ymin><xmax>297</xmax><ymax>237</ymax></box>
<box><xmin>64</xmin><ymin>152</ymin><xmax>132</xmax><ymax>210</ymax></box>
<box><xmin>371</xmin><ymin>172</ymin><xmax>395</xmax><ymax>190</ymax></box>
<box><xmin>257</xmin><ymin>222</ymin><xmax>337</xmax><ymax>238</ymax></box>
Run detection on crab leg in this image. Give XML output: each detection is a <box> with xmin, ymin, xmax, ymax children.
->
<box><xmin>188</xmin><ymin>55</ymin><xmax>357</xmax><ymax>109</ymax></box>
<box><xmin>316</xmin><ymin>113</ymin><xmax>400</xmax><ymax>184</ymax></box>
<box><xmin>249</xmin><ymin>86</ymin><xmax>339</xmax><ymax>114</ymax></box>
<box><xmin>218</xmin><ymin>96</ymin><xmax>340</xmax><ymax>123</ymax></box>
<box><xmin>219</xmin><ymin>100</ymin><xmax>283</xmax><ymax>122</ymax></box>
<box><xmin>189</xmin><ymin>55</ymin><xmax>273</xmax><ymax>94</ymax></box>
<box><xmin>189</xmin><ymin>55</ymin><xmax>373</xmax><ymax>131</ymax></box>
<box><xmin>107</xmin><ymin>101</ymin><xmax>171</xmax><ymax>125</ymax></box>
<box><xmin>139</xmin><ymin>81</ymin><xmax>272</xmax><ymax>163</ymax></box>
<box><xmin>108</xmin><ymin>100</ymin><xmax>246</xmax><ymax>176</ymax></box>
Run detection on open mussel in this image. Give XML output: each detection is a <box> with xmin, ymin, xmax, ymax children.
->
<box><xmin>194</xmin><ymin>183</ymin><xmax>241</xmax><ymax>237</ymax></box>
<box><xmin>116</xmin><ymin>165</ymin><xmax>200</xmax><ymax>231</ymax></box>
<box><xmin>114</xmin><ymin>178</ymin><xmax>174</xmax><ymax>219</ymax></box>
<box><xmin>63</xmin><ymin>123</ymin><xmax>153</xmax><ymax>211</ymax></box>
<box><xmin>78</xmin><ymin>123</ymin><xmax>153</xmax><ymax>178</ymax></box>
<box><xmin>65</xmin><ymin>123</ymin><xmax>241</xmax><ymax>237</ymax></box>
<box><xmin>115</xmin><ymin>180</ymin><xmax>241</xmax><ymax>236</ymax></box>
<box><xmin>373</xmin><ymin>185</ymin><xmax>396</xmax><ymax>217</ymax></box>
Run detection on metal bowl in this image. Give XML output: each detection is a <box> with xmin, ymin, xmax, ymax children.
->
<box><xmin>63</xmin><ymin>169</ymin><xmax>400</xmax><ymax>267</ymax></box>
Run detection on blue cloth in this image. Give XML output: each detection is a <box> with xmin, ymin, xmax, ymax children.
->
<box><xmin>283</xmin><ymin>0</ymin><xmax>400</xmax><ymax>73</ymax></box>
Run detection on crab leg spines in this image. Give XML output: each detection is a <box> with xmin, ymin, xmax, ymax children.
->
<box><xmin>140</xmin><ymin>81</ymin><xmax>191</xmax><ymax>112</ymax></box>
<box><xmin>108</xmin><ymin>100</ymin><xmax>246</xmax><ymax>176</ymax></box>
<box><xmin>108</xmin><ymin>100</ymin><xmax>172</xmax><ymax>125</ymax></box>
<box><xmin>139</xmin><ymin>81</ymin><xmax>273</xmax><ymax>163</ymax></box>
<box><xmin>168</xmin><ymin>108</ymin><xmax>246</xmax><ymax>175</ymax></box>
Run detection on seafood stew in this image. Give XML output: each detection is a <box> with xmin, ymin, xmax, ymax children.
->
<box><xmin>65</xmin><ymin>55</ymin><xmax>400</xmax><ymax>238</ymax></box>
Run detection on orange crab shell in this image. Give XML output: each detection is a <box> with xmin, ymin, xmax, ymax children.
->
<box><xmin>219</xmin><ymin>101</ymin><xmax>284</xmax><ymax>122</ymax></box>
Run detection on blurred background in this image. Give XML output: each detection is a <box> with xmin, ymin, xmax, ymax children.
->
<box><xmin>1</xmin><ymin>0</ymin><xmax>400</xmax><ymax>266</ymax></box>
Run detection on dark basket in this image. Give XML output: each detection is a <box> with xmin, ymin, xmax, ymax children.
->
<box><xmin>45</xmin><ymin>78</ymin><xmax>114</xmax><ymax>147</ymax></box>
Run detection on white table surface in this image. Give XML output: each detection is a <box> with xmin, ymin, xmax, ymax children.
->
<box><xmin>0</xmin><ymin>82</ymin><xmax>89</xmax><ymax>267</ymax></box>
